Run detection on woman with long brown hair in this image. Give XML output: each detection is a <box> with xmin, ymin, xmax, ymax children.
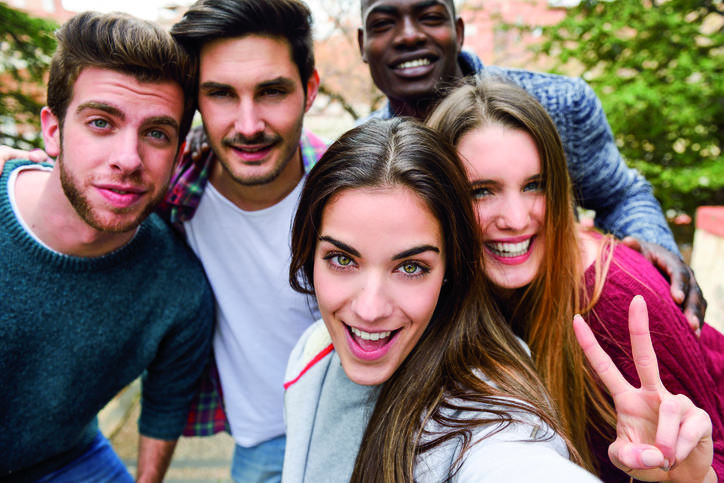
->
<box><xmin>282</xmin><ymin>117</ymin><xmax>599</xmax><ymax>482</ymax></box>
<box><xmin>426</xmin><ymin>77</ymin><xmax>722</xmax><ymax>482</ymax></box>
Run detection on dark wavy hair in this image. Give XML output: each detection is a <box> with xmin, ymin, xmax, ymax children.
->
<box><xmin>290</xmin><ymin>117</ymin><xmax>576</xmax><ymax>482</ymax></box>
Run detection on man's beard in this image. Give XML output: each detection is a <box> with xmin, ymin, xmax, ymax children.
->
<box><xmin>58</xmin><ymin>154</ymin><xmax>162</xmax><ymax>233</ymax></box>
<box><xmin>213</xmin><ymin>123</ymin><xmax>302</xmax><ymax>187</ymax></box>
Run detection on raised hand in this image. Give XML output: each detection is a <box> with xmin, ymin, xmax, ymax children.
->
<box><xmin>573</xmin><ymin>295</ymin><xmax>715</xmax><ymax>483</ymax></box>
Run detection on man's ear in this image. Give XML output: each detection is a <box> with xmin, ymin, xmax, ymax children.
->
<box><xmin>358</xmin><ymin>28</ymin><xmax>367</xmax><ymax>63</ymax></box>
<box><xmin>40</xmin><ymin>107</ymin><xmax>61</xmax><ymax>158</ymax></box>
<box><xmin>304</xmin><ymin>69</ymin><xmax>320</xmax><ymax>113</ymax></box>
<box><xmin>456</xmin><ymin>17</ymin><xmax>465</xmax><ymax>51</ymax></box>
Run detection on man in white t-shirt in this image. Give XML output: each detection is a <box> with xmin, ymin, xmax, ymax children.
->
<box><xmin>158</xmin><ymin>1</ymin><xmax>326</xmax><ymax>481</ymax></box>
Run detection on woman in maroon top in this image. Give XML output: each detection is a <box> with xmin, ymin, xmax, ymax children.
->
<box><xmin>427</xmin><ymin>77</ymin><xmax>723</xmax><ymax>482</ymax></box>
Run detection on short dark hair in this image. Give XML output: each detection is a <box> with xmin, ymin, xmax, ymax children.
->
<box><xmin>47</xmin><ymin>11</ymin><xmax>197</xmax><ymax>146</ymax></box>
<box><xmin>171</xmin><ymin>0</ymin><xmax>315</xmax><ymax>89</ymax></box>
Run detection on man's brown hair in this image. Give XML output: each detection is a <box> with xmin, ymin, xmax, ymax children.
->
<box><xmin>47</xmin><ymin>11</ymin><xmax>197</xmax><ymax>146</ymax></box>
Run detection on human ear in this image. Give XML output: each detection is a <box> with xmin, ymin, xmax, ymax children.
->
<box><xmin>40</xmin><ymin>107</ymin><xmax>61</xmax><ymax>158</ymax></box>
<box><xmin>455</xmin><ymin>17</ymin><xmax>465</xmax><ymax>51</ymax></box>
<box><xmin>305</xmin><ymin>69</ymin><xmax>321</xmax><ymax>113</ymax></box>
<box><xmin>357</xmin><ymin>28</ymin><xmax>368</xmax><ymax>63</ymax></box>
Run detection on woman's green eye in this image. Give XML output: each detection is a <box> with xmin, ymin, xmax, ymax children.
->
<box><xmin>336</xmin><ymin>255</ymin><xmax>352</xmax><ymax>266</ymax></box>
<box><xmin>402</xmin><ymin>263</ymin><xmax>419</xmax><ymax>274</ymax></box>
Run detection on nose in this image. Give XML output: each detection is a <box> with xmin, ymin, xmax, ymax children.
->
<box><xmin>394</xmin><ymin>17</ymin><xmax>426</xmax><ymax>48</ymax></box>
<box><xmin>350</xmin><ymin>273</ymin><xmax>393</xmax><ymax>323</ymax></box>
<box><xmin>496</xmin><ymin>194</ymin><xmax>531</xmax><ymax>231</ymax></box>
<box><xmin>233</xmin><ymin>99</ymin><xmax>265</xmax><ymax>139</ymax></box>
<box><xmin>110</xmin><ymin>130</ymin><xmax>142</xmax><ymax>174</ymax></box>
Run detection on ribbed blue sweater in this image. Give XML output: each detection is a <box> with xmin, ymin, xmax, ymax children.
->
<box><xmin>0</xmin><ymin>161</ymin><xmax>215</xmax><ymax>481</ymax></box>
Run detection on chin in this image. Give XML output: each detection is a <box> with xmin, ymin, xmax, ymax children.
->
<box><xmin>344</xmin><ymin>365</ymin><xmax>393</xmax><ymax>387</ymax></box>
<box><xmin>487</xmin><ymin>271</ymin><xmax>533</xmax><ymax>291</ymax></box>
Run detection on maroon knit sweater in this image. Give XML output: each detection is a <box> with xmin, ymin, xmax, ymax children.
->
<box><xmin>583</xmin><ymin>243</ymin><xmax>724</xmax><ymax>482</ymax></box>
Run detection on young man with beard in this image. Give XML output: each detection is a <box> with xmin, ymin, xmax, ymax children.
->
<box><xmin>357</xmin><ymin>0</ymin><xmax>707</xmax><ymax>328</ymax></box>
<box><xmin>161</xmin><ymin>1</ymin><xmax>325</xmax><ymax>481</ymax></box>
<box><xmin>0</xmin><ymin>11</ymin><xmax>214</xmax><ymax>483</ymax></box>
<box><xmin>0</xmin><ymin>2</ymin><xmax>323</xmax><ymax>480</ymax></box>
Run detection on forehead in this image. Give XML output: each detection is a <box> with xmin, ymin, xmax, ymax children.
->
<box><xmin>361</xmin><ymin>0</ymin><xmax>455</xmax><ymax>18</ymax></box>
<box><xmin>69</xmin><ymin>66</ymin><xmax>184</xmax><ymax>122</ymax></box>
<box><xmin>320</xmin><ymin>186</ymin><xmax>442</xmax><ymax>253</ymax></box>
<box><xmin>458</xmin><ymin>126</ymin><xmax>541</xmax><ymax>178</ymax></box>
<box><xmin>199</xmin><ymin>34</ymin><xmax>299</xmax><ymax>84</ymax></box>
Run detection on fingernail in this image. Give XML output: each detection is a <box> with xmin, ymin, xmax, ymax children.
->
<box><xmin>640</xmin><ymin>449</ymin><xmax>661</xmax><ymax>467</ymax></box>
<box><xmin>662</xmin><ymin>459</ymin><xmax>671</xmax><ymax>472</ymax></box>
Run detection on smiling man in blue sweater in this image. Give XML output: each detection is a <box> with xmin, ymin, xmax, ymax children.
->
<box><xmin>0</xmin><ymin>12</ymin><xmax>214</xmax><ymax>482</ymax></box>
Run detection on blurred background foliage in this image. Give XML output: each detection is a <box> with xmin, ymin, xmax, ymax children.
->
<box><xmin>530</xmin><ymin>0</ymin><xmax>723</xmax><ymax>216</ymax></box>
<box><xmin>0</xmin><ymin>3</ymin><xmax>57</xmax><ymax>149</ymax></box>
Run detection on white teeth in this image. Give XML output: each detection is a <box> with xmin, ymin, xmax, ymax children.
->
<box><xmin>397</xmin><ymin>58</ymin><xmax>430</xmax><ymax>69</ymax></box>
<box><xmin>350</xmin><ymin>327</ymin><xmax>391</xmax><ymax>341</ymax></box>
<box><xmin>488</xmin><ymin>239</ymin><xmax>531</xmax><ymax>257</ymax></box>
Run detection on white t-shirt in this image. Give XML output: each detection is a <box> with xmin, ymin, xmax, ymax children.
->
<box><xmin>184</xmin><ymin>179</ymin><xmax>320</xmax><ymax>447</ymax></box>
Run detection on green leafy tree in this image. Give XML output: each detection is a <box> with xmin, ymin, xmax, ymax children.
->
<box><xmin>537</xmin><ymin>0</ymin><xmax>723</xmax><ymax>215</ymax></box>
<box><xmin>0</xmin><ymin>3</ymin><xmax>57</xmax><ymax>149</ymax></box>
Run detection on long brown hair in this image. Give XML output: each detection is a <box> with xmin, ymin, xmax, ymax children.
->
<box><xmin>290</xmin><ymin>118</ymin><xmax>579</xmax><ymax>482</ymax></box>
<box><xmin>427</xmin><ymin>78</ymin><xmax>616</xmax><ymax>474</ymax></box>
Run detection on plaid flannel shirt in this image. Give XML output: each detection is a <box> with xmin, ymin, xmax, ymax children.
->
<box><xmin>156</xmin><ymin>127</ymin><xmax>327</xmax><ymax>436</ymax></box>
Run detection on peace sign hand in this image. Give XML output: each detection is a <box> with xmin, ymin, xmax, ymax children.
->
<box><xmin>573</xmin><ymin>295</ymin><xmax>716</xmax><ymax>483</ymax></box>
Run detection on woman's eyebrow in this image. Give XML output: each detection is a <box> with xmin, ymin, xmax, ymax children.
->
<box><xmin>470</xmin><ymin>178</ymin><xmax>499</xmax><ymax>186</ymax></box>
<box><xmin>318</xmin><ymin>235</ymin><xmax>361</xmax><ymax>258</ymax></box>
<box><xmin>393</xmin><ymin>245</ymin><xmax>440</xmax><ymax>260</ymax></box>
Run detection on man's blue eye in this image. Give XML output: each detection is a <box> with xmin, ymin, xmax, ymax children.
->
<box><xmin>148</xmin><ymin>130</ymin><xmax>168</xmax><ymax>140</ymax></box>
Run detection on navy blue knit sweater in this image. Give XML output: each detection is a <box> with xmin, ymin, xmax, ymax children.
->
<box><xmin>0</xmin><ymin>161</ymin><xmax>215</xmax><ymax>481</ymax></box>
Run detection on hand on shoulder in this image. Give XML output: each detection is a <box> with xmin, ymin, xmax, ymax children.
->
<box><xmin>0</xmin><ymin>146</ymin><xmax>51</xmax><ymax>171</ymax></box>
